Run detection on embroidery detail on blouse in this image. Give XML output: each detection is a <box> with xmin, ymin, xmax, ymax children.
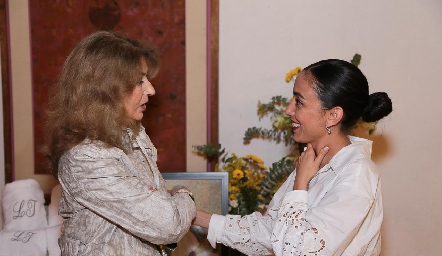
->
<box><xmin>224</xmin><ymin>216</ymin><xmax>268</xmax><ymax>255</ymax></box>
<box><xmin>271</xmin><ymin>201</ymin><xmax>327</xmax><ymax>255</ymax></box>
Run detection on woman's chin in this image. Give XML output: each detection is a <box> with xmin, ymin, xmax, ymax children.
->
<box><xmin>293</xmin><ymin>134</ymin><xmax>304</xmax><ymax>143</ymax></box>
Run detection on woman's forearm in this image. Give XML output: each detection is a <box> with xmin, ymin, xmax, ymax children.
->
<box><xmin>193</xmin><ymin>210</ymin><xmax>212</xmax><ymax>229</ymax></box>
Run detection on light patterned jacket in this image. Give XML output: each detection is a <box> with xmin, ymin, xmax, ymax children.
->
<box><xmin>57</xmin><ymin>127</ymin><xmax>196</xmax><ymax>255</ymax></box>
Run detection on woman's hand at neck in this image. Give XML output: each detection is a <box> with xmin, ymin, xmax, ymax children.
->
<box><xmin>293</xmin><ymin>144</ymin><xmax>329</xmax><ymax>190</ymax></box>
<box><xmin>293</xmin><ymin>134</ymin><xmax>350</xmax><ymax>191</ymax></box>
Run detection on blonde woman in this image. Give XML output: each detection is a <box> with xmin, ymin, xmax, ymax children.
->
<box><xmin>45</xmin><ymin>31</ymin><xmax>195</xmax><ymax>255</ymax></box>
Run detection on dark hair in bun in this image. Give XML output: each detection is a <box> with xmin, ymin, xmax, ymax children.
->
<box><xmin>362</xmin><ymin>92</ymin><xmax>393</xmax><ymax>123</ymax></box>
<box><xmin>304</xmin><ymin>59</ymin><xmax>392</xmax><ymax>132</ymax></box>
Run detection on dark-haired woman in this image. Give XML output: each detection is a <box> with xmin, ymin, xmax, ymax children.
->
<box><xmin>194</xmin><ymin>59</ymin><xmax>392</xmax><ymax>255</ymax></box>
<box><xmin>45</xmin><ymin>31</ymin><xmax>196</xmax><ymax>255</ymax></box>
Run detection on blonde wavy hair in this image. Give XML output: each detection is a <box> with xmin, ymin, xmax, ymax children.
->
<box><xmin>44</xmin><ymin>31</ymin><xmax>160</xmax><ymax>176</ymax></box>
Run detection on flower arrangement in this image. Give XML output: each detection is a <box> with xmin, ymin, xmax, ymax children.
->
<box><xmin>194</xmin><ymin>54</ymin><xmax>372</xmax><ymax>216</ymax></box>
<box><xmin>215</xmin><ymin>153</ymin><xmax>267</xmax><ymax>215</ymax></box>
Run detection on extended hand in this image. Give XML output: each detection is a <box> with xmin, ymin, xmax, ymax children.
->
<box><xmin>192</xmin><ymin>210</ymin><xmax>212</xmax><ymax>229</ymax></box>
<box><xmin>293</xmin><ymin>144</ymin><xmax>329</xmax><ymax>190</ymax></box>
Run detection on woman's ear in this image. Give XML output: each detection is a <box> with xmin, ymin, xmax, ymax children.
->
<box><xmin>326</xmin><ymin>106</ymin><xmax>344</xmax><ymax>127</ymax></box>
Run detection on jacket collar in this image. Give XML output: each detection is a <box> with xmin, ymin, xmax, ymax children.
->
<box><xmin>125</xmin><ymin>127</ymin><xmax>157</xmax><ymax>161</ymax></box>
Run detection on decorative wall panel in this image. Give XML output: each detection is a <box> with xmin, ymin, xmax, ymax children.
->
<box><xmin>29</xmin><ymin>0</ymin><xmax>186</xmax><ymax>174</ymax></box>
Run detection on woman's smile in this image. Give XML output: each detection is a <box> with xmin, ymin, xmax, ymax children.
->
<box><xmin>291</xmin><ymin>121</ymin><xmax>301</xmax><ymax>132</ymax></box>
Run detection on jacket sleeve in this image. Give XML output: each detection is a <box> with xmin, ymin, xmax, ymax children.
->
<box><xmin>58</xmin><ymin>144</ymin><xmax>196</xmax><ymax>245</ymax></box>
<box><xmin>271</xmin><ymin>160</ymin><xmax>380</xmax><ymax>255</ymax></box>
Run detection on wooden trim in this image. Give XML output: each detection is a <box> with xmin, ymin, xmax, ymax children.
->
<box><xmin>1</xmin><ymin>0</ymin><xmax>12</xmax><ymax>183</ymax></box>
<box><xmin>210</xmin><ymin>0</ymin><xmax>219</xmax><ymax>146</ymax></box>
<box><xmin>207</xmin><ymin>0</ymin><xmax>219</xmax><ymax>171</ymax></box>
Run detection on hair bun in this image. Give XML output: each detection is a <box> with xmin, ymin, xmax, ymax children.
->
<box><xmin>362</xmin><ymin>92</ymin><xmax>393</xmax><ymax>123</ymax></box>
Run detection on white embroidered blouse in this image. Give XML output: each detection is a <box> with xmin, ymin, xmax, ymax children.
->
<box><xmin>207</xmin><ymin>136</ymin><xmax>382</xmax><ymax>256</ymax></box>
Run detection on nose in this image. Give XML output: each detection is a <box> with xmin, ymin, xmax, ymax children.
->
<box><xmin>144</xmin><ymin>81</ymin><xmax>155</xmax><ymax>96</ymax></box>
<box><xmin>285</xmin><ymin>98</ymin><xmax>295</xmax><ymax>116</ymax></box>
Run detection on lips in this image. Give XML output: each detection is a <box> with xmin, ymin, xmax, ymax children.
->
<box><xmin>292</xmin><ymin>121</ymin><xmax>300</xmax><ymax>131</ymax></box>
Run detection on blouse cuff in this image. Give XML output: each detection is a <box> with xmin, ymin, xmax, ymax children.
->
<box><xmin>207</xmin><ymin>214</ymin><xmax>225</xmax><ymax>248</ymax></box>
<box><xmin>281</xmin><ymin>189</ymin><xmax>308</xmax><ymax>205</ymax></box>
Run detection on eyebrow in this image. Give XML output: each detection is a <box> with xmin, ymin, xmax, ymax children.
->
<box><xmin>293</xmin><ymin>91</ymin><xmax>305</xmax><ymax>100</ymax></box>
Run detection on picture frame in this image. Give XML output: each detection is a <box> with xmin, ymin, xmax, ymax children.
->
<box><xmin>162</xmin><ymin>171</ymin><xmax>229</xmax><ymax>216</ymax></box>
<box><xmin>161</xmin><ymin>171</ymin><xmax>229</xmax><ymax>256</ymax></box>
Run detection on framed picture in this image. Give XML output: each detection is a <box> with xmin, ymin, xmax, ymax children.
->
<box><xmin>161</xmin><ymin>172</ymin><xmax>229</xmax><ymax>256</ymax></box>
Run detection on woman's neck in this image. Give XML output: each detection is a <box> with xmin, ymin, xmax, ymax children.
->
<box><xmin>314</xmin><ymin>134</ymin><xmax>351</xmax><ymax>169</ymax></box>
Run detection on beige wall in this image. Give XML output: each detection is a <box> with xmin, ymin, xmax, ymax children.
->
<box><xmin>185</xmin><ymin>1</ymin><xmax>208</xmax><ymax>172</ymax></box>
<box><xmin>218</xmin><ymin>1</ymin><xmax>442</xmax><ymax>255</ymax></box>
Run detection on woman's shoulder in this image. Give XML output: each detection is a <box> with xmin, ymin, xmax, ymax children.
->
<box><xmin>64</xmin><ymin>139</ymin><xmax>124</xmax><ymax>160</ymax></box>
<box><xmin>330</xmin><ymin>137</ymin><xmax>376</xmax><ymax>173</ymax></box>
<box><xmin>331</xmin><ymin>149</ymin><xmax>380</xmax><ymax>200</ymax></box>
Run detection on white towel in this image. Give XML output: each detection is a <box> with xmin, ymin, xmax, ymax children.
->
<box><xmin>45</xmin><ymin>225</ymin><xmax>62</xmax><ymax>256</ymax></box>
<box><xmin>46</xmin><ymin>184</ymin><xmax>63</xmax><ymax>256</ymax></box>
<box><xmin>0</xmin><ymin>228</ymin><xmax>47</xmax><ymax>256</ymax></box>
<box><xmin>47</xmin><ymin>184</ymin><xmax>63</xmax><ymax>226</ymax></box>
<box><xmin>2</xmin><ymin>179</ymin><xmax>48</xmax><ymax>231</ymax></box>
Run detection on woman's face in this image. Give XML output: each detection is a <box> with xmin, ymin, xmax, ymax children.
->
<box><xmin>285</xmin><ymin>71</ymin><xmax>328</xmax><ymax>147</ymax></box>
<box><xmin>123</xmin><ymin>58</ymin><xmax>155</xmax><ymax>121</ymax></box>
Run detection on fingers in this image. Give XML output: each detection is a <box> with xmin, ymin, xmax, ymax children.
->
<box><xmin>298</xmin><ymin>143</ymin><xmax>329</xmax><ymax>165</ymax></box>
<box><xmin>299</xmin><ymin>143</ymin><xmax>313</xmax><ymax>160</ymax></box>
<box><xmin>314</xmin><ymin>145</ymin><xmax>329</xmax><ymax>164</ymax></box>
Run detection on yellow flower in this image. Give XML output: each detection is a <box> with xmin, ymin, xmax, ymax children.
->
<box><xmin>285</xmin><ymin>66</ymin><xmax>302</xmax><ymax>83</ymax></box>
<box><xmin>229</xmin><ymin>185</ymin><xmax>240</xmax><ymax>193</ymax></box>
<box><xmin>244</xmin><ymin>154</ymin><xmax>265</xmax><ymax>165</ymax></box>
<box><xmin>230</xmin><ymin>193</ymin><xmax>237</xmax><ymax>200</ymax></box>
<box><xmin>244</xmin><ymin>169</ymin><xmax>251</xmax><ymax>177</ymax></box>
<box><xmin>233</xmin><ymin>169</ymin><xmax>244</xmax><ymax>179</ymax></box>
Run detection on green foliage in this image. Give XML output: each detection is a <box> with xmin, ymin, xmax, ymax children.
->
<box><xmin>236</xmin><ymin>185</ymin><xmax>261</xmax><ymax>216</ymax></box>
<box><xmin>192</xmin><ymin>143</ymin><xmax>225</xmax><ymax>159</ymax></box>
<box><xmin>351</xmin><ymin>53</ymin><xmax>362</xmax><ymax>66</ymax></box>
<box><xmin>259</xmin><ymin>155</ymin><xmax>297</xmax><ymax>205</ymax></box>
<box><xmin>243</xmin><ymin>96</ymin><xmax>294</xmax><ymax>145</ymax></box>
<box><xmin>256</xmin><ymin>96</ymin><xmax>290</xmax><ymax>119</ymax></box>
<box><xmin>243</xmin><ymin>127</ymin><xmax>292</xmax><ymax>145</ymax></box>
